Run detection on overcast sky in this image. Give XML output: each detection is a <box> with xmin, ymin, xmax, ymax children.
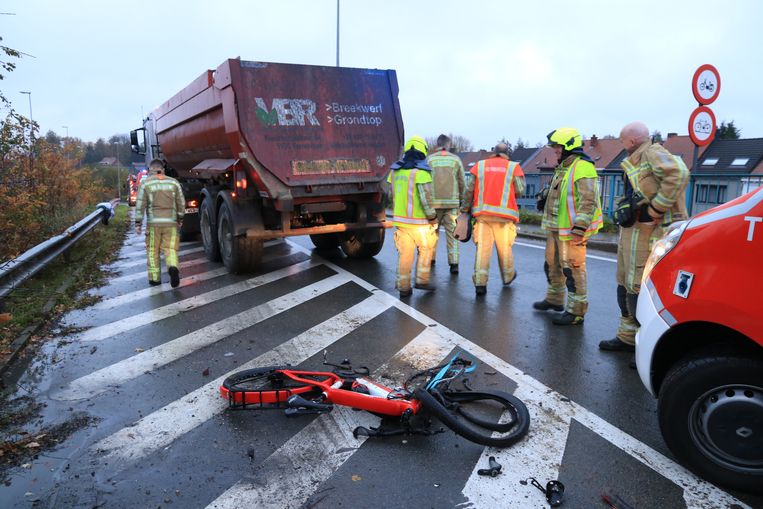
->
<box><xmin>2</xmin><ymin>0</ymin><xmax>762</xmax><ymax>149</ymax></box>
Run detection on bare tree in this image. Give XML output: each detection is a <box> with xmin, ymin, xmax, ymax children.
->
<box><xmin>425</xmin><ymin>133</ymin><xmax>474</xmax><ymax>153</ymax></box>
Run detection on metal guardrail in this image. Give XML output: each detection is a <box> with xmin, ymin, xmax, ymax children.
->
<box><xmin>0</xmin><ymin>199</ymin><xmax>118</xmax><ymax>307</ymax></box>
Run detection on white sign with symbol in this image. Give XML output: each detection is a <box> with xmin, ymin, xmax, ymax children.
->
<box><xmin>692</xmin><ymin>64</ymin><xmax>721</xmax><ymax>105</ymax></box>
<box><xmin>688</xmin><ymin>106</ymin><xmax>716</xmax><ymax>146</ymax></box>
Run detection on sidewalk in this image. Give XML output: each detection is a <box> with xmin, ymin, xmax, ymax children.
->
<box><xmin>516</xmin><ymin>223</ymin><xmax>618</xmax><ymax>253</ymax></box>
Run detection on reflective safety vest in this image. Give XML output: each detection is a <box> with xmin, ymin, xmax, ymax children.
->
<box><xmin>470</xmin><ymin>157</ymin><xmax>523</xmax><ymax>222</ymax></box>
<box><xmin>387</xmin><ymin>168</ymin><xmax>433</xmax><ymax>227</ymax></box>
<box><xmin>557</xmin><ymin>158</ymin><xmax>603</xmax><ymax>240</ymax></box>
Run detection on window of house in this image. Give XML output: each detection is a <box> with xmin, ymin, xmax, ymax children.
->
<box><xmin>731</xmin><ymin>158</ymin><xmax>749</xmax><ymax>166</ymax></box>
<box><xmin>703</xmin><ymin>158</ymin><xmax>719</xmax><ymax>166</ymax></box>
<box><xmin>707</xmin><ymin>184</ymin><xmax>718</xmax><ymax>203</ymax></box>
<box><xmin>697</xmin><ymin>184</ymin><xmax>708</xmax><ymax>203</ymax></box>
<box><xmin>717</xmin><ymin>185</ymin><xmax>727</xmax><ymax>203</ymax></box>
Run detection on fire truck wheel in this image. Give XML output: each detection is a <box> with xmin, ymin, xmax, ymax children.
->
<box><xmin>340</xmin><ymin>228</ymin><xmax>384</xmax><ymax>259</ymax></box>
<box><xmin>658</xmin><ymin>350</ymin><xmax>763</xmax><ymax>494</ymax></box>
<box><xmin>218</xmin><ymin>202</ymin><xmax>262</xmax><ymax>273</ymax></box>
<box><xmin>200</xmin><ymin>199</ymin><xmax>221</xmax><ymax>262</ymax></box>
<box><xmin>310</xmin><ymin>233</ymin><xmax>340</xmax><ymax>251</ymax></box>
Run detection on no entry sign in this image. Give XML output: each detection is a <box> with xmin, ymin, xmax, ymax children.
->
<box><xmin>688</xmin><ymin>106</ymin><xmax>717</xmax><ymax>146</ymax></box>
<box><xmin>692</xmin><ymin>64</ymin><xmax>721</xmax><ymax>105</ymax></box>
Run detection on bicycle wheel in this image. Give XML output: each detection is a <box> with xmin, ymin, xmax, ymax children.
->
<box><xmin>414</xmin><ymin>388</ymin><xmax>530</xmax><ymax>447</ymax></box>
<box><xmin>221</xmin><ymin>366</ymin><xmax>319</xmax><ymax>408</ymax></box>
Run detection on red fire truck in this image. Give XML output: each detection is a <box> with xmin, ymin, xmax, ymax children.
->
<box><xmin>636</xmin><ymin>185</ymin><xmax>763</xmax><ymax>493</ymax></box>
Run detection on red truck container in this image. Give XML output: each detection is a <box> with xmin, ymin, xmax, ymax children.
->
<box><xmin>131</xmin><ymin>58</ymin><xmax>404</xmax><ymax>272</ymax></box>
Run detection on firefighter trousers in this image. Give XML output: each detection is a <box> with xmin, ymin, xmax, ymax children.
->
<box><xmin>432</xmin><ymin>208</ymin><xmax>459</xmax><ymax>265</ymax></box>
<box><xmin>145</xmin><ymin>225</ymin><xmax>179</xmax><ymax>283</ymax></box>
<box><xmin>472</xmin><ymin>218</ymin><xmax>517</xmax><ymax>287</ymax></box>
<box><xmin>615</xmin><ymin>222</ymin><xmax>663</xmax><ymax>345</ymax></box>
<box><xmin>393</xmin><ymin>225</ymin><xmax>437</xmax><ymax>291</ymax></box>
<box><xmin>543</xmin><ymin>231</ymin><xmax>588</xmax><ymax>316</ymax></box>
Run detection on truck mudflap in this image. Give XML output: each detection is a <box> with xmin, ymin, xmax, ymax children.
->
<box><xmin>245</xmin><ymin>220</ymin><xmax>390</xmax><ymax>240</ymax></box>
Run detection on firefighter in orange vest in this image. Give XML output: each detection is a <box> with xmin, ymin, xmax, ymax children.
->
<box><xmin>387</xmin><ymin>136</ymin><xmax>438</xmax><ymax>298</ymax></box>
<box><xmin>460</xmin><ymin>143</ymin><xmax>525</xmax><ymax>296</ymax></box>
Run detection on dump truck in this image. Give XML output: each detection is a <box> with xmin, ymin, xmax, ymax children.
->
<box><xmin>131</xmin><ymin>58</ymin><xmax>404</xmax><ymax>272</ymax></box>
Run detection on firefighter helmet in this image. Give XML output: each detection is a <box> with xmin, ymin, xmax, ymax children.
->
<box><xmin>547</xmin><ymin>128</ymin><xmax>583</xmax><ymax>151</ymax></box>
<box><xmin>404</xmin><ymin>135</ymin><xmax>428</xmax><ymax>156</ymax></box>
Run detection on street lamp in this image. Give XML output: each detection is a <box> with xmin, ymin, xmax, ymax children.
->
<box><xmin>19</xmin><ymin>91</ymin><xmax>33</xmax><ymax>171</ymax></box>
<box><xmin>115</xmin><ymin>142</ymin><xmax>122</xmax><ymax>202</ymax></box>
<box><xmin>62</xmin><ymin>125</ymin><xmax>69</xmax><ymax>138</ymax></box>
<box><xmin>19</xmin><ymin>91</ymin><xmax>33</xmax><ymax>123</ymax></box>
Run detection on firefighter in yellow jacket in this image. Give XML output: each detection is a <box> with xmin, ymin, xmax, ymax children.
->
<box><xmin>135</xmin><ymin>159</ymin><xmax>186</xmax><ymax>288</ymax></box>
<box><xmin>426</xmin><ymin>134</ymin><xmax>465</xmax><ymax>274</ymax></box>
<box><xmin>599</xmin><ymin>121</ymin><xmax>689</xmax><ymax>352</ymax></box>
<box><xmin>533</xmin><ymin>128</ymin><xmax>603</xmax><ymax>325</ymax></box>
<box><xmin>387</xmin><ymin>136</ymin><xmax>437</xmax><ymax>298</ymax></box>
<box><xmin>461</xmin><ymin>143</ymin><xmax>525</xmax><ymax>296</ymax></box>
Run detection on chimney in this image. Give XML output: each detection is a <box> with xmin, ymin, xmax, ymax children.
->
<box><xmin>667</xmin><ymin>132</ymin><xmax>678</xmax><ymax>138</ymax></box>
<box><xmin>590</xmin><ymin>134</ymin><xmax>599</xmax><ymax>147</ymax></box>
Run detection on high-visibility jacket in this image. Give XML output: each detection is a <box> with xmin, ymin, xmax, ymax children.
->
<box><xmin>469</xmin><ymin>157</ymin><xmax>524</xmax><ymax>222</ymax></box>
<box><xmin>387</xmin><ymin>168</ymin><xmax>434</xmax><ymax>227</ymax></box>
<box><xmin>621</xmin><ymin>141</ymin><xmax>689</xmax><ymax>225</ymax></box>
<box><xmin>135</xmin><ymin>174</ymin><xmax>186</xmax><ymax>226</ymax></box>
<box><xmin>555</xmin><ymin>157</ymin><xmax>603</xmax><ymax>240</ymax></box>
<box><xmin>426</xmin><ymin>149</ymin><xmax>465</xmax><ymax>209</ymax></box>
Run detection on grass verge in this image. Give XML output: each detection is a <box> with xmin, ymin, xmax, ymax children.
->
<box><xmin>0</xmin><ymin>204</ymin><xmax>130</xmax><ymax>371</ymax></box>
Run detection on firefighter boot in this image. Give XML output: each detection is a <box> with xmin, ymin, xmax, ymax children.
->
<box><xmin>533</xmin><ymin>300</ymin><xmax>564</xmax><ymax>312</ymax></box>
<box><xmin>168</xmin><ymin>266</ymin><xmax>180</xmax><ymax>288</ymax></box>
<box><xmin>552</xmin><ymin>311</ymin><xmax>584</xmax><ymax>326</ymax></box>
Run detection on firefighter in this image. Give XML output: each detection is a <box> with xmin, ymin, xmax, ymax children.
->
<box><xmin>533</xmin><ymin>128</ymin><xmax>603</xmax><ymax>325</ymax></box>
<box><xmin>387</xmin><ymin>136</ymin><xmax>437</xmax><ymax>298</ymax></box>
<box><xmin>426</xmin><ymin>134</ymin><xmax>466</xmax><ymax>274</ymax></box>
<box><xmin>599</xmin><ymin>121</ymin><xmax>689</xmax><ymax>352</ymax></box>
<box><xmin>460</xmin><ymin>143</ymin><xmax>525</xmax><ymax>296</ymax></box>
<box><xmin>135</xmin><ymin>158</ymin><xmax>186</xmax><ymax>288</ymax></box>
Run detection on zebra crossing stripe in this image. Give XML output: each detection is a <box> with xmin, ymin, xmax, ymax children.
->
<box><xmin>91</xmin><ymin>267</ymin><xmax>230</xmax><ymax>310</ymax></box>
<box><xmin>282</xmin><ymin>241</ymin><xmax>746</xmax><ymax>509</ymax></box>
<box><xmin>117</xmin><ymin>243</ymin><xmax>202</xmax><ymax>260</ymax></box>
<box><xmin>53</xmin><ymin>274</ymin><xmax>350</xmax><ymax>401</ymax></box>
<box><xmin>108</xmin><ymin>256</ymin><xmax>212</xmax><ymax>284</ymax></box>
<box><xmin>91</xmin><ymin>296</ymin><xmax>391</xmax><ymax>465</ymax></box>
<box><xmin>111</xmin><ymin>246</ymin><xmax>205</xmax><ymax>270</ymax></box>
<box><xmin>74</xmin><ymin>259</ymin><xmax>320</xmax><ymax>342</ymax></box>
<box><xmin>206</xmin><ymin>327</ymin><xmax>450</xmax><ymax>509</ymax></box>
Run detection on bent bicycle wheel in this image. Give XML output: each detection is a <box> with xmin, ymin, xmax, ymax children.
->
<box><xmin>221</xmin><ymin>366</ymin><xmax>318</xmax><ymax>408</ymax></box>
<box><xmin>415</xmin><ymin>388</ymin><xmax>530</xmax><ymax>447</ymax></box>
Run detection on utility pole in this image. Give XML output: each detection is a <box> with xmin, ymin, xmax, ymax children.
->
<box><xmin>62</xmin><ymin>125</ymin><xmax>69</xmax><ymax>138</ymax></box>
<box><xmin>20</xmin><ymin>91</ymin><xmax>33</xmax><ymax>172</ymax></box>
<box><xmin>336</xmin><ymin>0</ymin><xmax>340</xmax><ymax>67</ymax></box>
<box><xmin>115</xmin><ymin>142</ymin><xmax>121</xmax><ymax>202</ymax></box>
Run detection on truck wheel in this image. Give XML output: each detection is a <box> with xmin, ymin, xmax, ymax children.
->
<box><xmin>310</xmin><ymin>233</ymin><xmax>340</xmax><ymax>251</ymax></box>
<box><xmin>200</xmin><ymin>199</ymin><xmax>221</xmax><ymax>262</ymax></box>
<box><xmin>340</xmin><ymin>228</ymin><xmax>384</xmax><ymax>259</ymax></box>
<box><xmin>658</xmin><ymin>350</ymin><xmax>763</xmax><ymax>494</ymax></box>
<box><xmin>217</xmin><ymin>202</ymin><xmax>262</xmax><ymax>273</ymax></box>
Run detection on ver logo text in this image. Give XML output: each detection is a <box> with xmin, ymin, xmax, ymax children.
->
<box><xmin>254</xmin><ymin>98</ymin><xmax>320</xmax><ymax>127</ymax></box>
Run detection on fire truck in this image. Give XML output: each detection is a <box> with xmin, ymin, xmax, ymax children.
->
<box><xmin>636</xmin><ymin>185</ymin><xmax>763</xmax><ymax>493</ymax></box>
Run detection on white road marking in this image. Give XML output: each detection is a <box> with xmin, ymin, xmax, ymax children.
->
<box><xmin>285</xmin><ymin>240</ymin><xmax>747</xmax><ymax>509</ymax></box>
<box><xmin>207</xmin><ymin>328</ymin><xmax>449</xmax><ymax>509</ymax></box>
<box><xmin>91</xmin><ymin>267</ymin><xmax>229</xmax><ymax>310</ymax></box>
<box><xmin>53</xmin><ymin>274</ymin><xmax>349</xmax><ymax>401</ymax></box>
<box><xmin>515</xmin><ymin>240</ymin><xmax>616</xmax><ymax>263</ymax></box>
<box><xmin>108</xmin><ymin>256</ymin><xmax>211</xmax><ymax>284</ymax></box>
<box><xmin>110</xmin><ymin>246</ymin><xmax>205</xmax><ymax>269</ymax></box>
<box><xmin>119</xmin><ymin>242</ymin><xmax>201</xmax><ymax>258</ymax></box>
<box><xmin>91</xmin><ymin>296</ymin><xmax>390</xmax><ymax>465</ymax></box>
<box><xmin>74</xmin><ymin>259</ymin><xmax>319</xmax><ymax>342</ymax></box>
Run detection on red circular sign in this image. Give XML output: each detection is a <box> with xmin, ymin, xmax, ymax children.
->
<box><xmin>688</xmin><ymin>106</ymin><xmax>716</xmax><ymax>146</ymax></box>
<box><xmin>692</xmin><ymin>64</ymin><xmax>721</xmax><ymax>105</ymax></box>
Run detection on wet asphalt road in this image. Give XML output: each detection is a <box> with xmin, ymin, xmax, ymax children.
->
<box><xmin>1</xmin><ymin>224</ymin><xmax>761</xmax><ymax>509</ymax></box>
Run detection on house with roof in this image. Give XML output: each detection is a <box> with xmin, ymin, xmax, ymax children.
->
<box><xmin>689</xmin><ymin>138</ymin><xmax>763</xmax><ymax>214</ymax></box>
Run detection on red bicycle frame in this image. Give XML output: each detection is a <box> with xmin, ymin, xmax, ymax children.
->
<box><xmin>219</xmin><ymin>369</ymin><xmax>422</xmax><ymax>417</ymax></box>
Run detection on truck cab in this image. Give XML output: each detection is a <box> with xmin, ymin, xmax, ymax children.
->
<box><xmin>635</xmin><ymin>185</ymin><xmax>763</xmax><ymax>493</ymax></box>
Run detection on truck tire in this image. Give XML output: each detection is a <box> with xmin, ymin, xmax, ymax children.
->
<box><xmin>340</xmin><ymin>228</ymin><xmax>384</xmax><ymax>259</ymax></box>
<box><xmin>310</xmin><ymin>233</ymin><xmax>340</xmax><ymax>251</ymax></box>
<box><xmin>658</xmin><ymin>349</ymin><xmax>763</xmax><ymax>494</ymax></box>
<box><xmin>200</xmin><ymin>199</ymin><xmax>221</xmax><ymax>262</ymax></box>
<box><xmin>217</xmin><ymin>202</ymin><xmax>262</xmax><ymax>273</ymax></box>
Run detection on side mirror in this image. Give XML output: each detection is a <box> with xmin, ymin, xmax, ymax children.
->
<box><xmin>130</xmin><ymin>129</ymin><xmax>145</xmax><ymax>155</ymax></box>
